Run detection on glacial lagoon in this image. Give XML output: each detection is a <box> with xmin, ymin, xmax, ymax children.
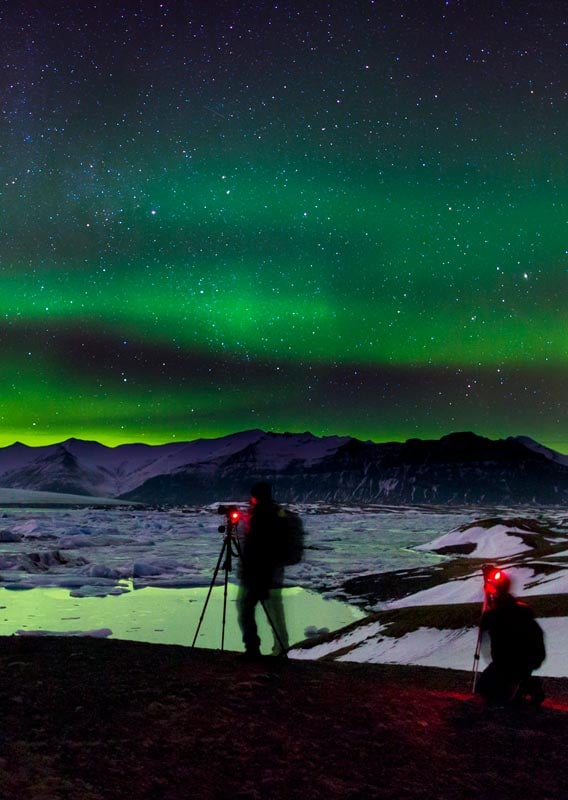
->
<box><xmin>0</xmin><ymin>582</ymin><xmax>365</xmax><ymax>653</ymax></box>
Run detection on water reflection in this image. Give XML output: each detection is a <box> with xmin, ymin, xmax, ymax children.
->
<box><xmin>0</xmin><ymin>583</ymin><xmax>365</xmax><ymax>654</ymax></box>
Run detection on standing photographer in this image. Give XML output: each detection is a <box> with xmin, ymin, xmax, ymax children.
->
<box><xmin>237</xmin><ymin>481</ymin><xmax>289</xmax><ymax>658</ymax></box>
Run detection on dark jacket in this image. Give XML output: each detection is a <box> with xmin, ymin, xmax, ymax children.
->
<box><xmin>481</xmin><ymin>593</ymin><xmax>545</xmax><ymax>675</ymax></box>
<box><xmin>239</xmin><ymin>501</ymin><xmax>283</xmax><ymax>597</ymax></box>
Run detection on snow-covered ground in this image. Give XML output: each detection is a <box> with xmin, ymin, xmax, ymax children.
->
<box><xmin>290</xmin><ymin>618</ymin><xmax>568</xmax><ymax>678</ymax></box>
<box><xmin>0</xmin><ymin>487</ymin><xmax>134</xmax><ymax>506</ymax></box>
<box><xmin>414</xmin><ymin>523</ymin><xmax>533</xmax><ymax>558</ymax></box>
<box><xmin>291</xmin><ymin>512</ymin><xmax>568</xmax><ymax>677</ymax></box>
<box><xmin>1</xmin><ymin>501</ymin><xmax>567</xmax><ymax>673</ymax></box>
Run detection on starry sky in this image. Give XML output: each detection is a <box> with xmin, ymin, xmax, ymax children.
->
<box><xmin>1</xmin><ymin>0</ymin><xmax>567</xmax><ymax>450</ymax></box>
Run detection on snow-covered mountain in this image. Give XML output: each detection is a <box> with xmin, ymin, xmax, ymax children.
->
<box><xmin>0</xmin><ymin>430</ymin><xmax>268</xmax><ymax>498</ymax></box>
<box><xmin>121</xmin><ymin>430</ymin><xmax>568</xmax><ymax>506</ymax></box>
<box><xmin>514</xmin><ymin>435</ymin><xmax>568</xmax><ymax>468</ymax></box>
<box><xmin>0</xmin><ymin>429</ymin><xmax>567</xmax><ymax>505</ymax></box>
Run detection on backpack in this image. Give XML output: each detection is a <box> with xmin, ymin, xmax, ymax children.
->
<box><xmin>525</xmin><ymin>616</ymin><xmax>546</xmax><ymax>671</ymax></box>
<box><xmin>484</xmin><ymin>598</ymin><xmax>546</xmax><ymax>672</ymax></box>
<box><xmin>275</xmin><ymin>508</ymin><xmax>305</xmax><ymax>566</ymax></box>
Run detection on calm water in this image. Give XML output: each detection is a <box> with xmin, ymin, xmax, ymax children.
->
<box><xmin>0</xmin><ymin>582</ymin><xmax>365</xmax><ymax>653</ymax></box>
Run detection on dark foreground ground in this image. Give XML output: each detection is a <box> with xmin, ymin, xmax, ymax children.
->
<box><xmin>2</xmin><ymin>637</ymin><xmax>568</xmax><ymax>800</ymax></box>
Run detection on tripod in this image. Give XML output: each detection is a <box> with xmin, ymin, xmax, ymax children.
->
<box><xmin>191</xmin><ymin>510</ymin><xmax>289</xmax><ymax>656</ymax></box>
<box><xmin>471</xmin><ymin>564</ymin><xmax>498</xmax><ymax>692</ymax></box>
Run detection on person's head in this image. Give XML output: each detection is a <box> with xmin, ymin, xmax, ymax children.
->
<box><xmin>250</xmin><ymin>481</ymin><xmax>272</xmax><ymax>507</ymax></box>
<box><xmin>486</xmin><ymin>568</ymin><xmax>511</xmax><ymax>599</ymax></box>
<box><xmin>495</xmin><ymin>574</ymin><xmax>511</xmax><ymax>596</ymax></box>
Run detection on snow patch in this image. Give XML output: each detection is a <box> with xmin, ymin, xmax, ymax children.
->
<box><xmin>387</xmin><ymin>567</ymin><xmax>534</xmax><ymax>608</ymax></box>
<box><xmin>339</xmin><ymin>626</ymin><xmax>478</xmax><ymax>669</ymax></box>
<box><xmin>416</xmin><ymin>523</ymin><xmax>533</xmax><ymax>558</ymax></box>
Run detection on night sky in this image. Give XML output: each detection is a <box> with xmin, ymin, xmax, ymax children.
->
<box><xmin>1</xmin><ymin>1</ymin><xmax>567</xmax><ymax>450</ymax></box>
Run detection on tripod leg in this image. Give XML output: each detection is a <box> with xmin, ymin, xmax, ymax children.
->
<box><xmin>261</xmin><ymin>593</ymin><xmax>289</xmax><ymax>658</ymax></box>
<box><xmin>221</xmin><ymin>553</ymin><xmax>231</xmax><ymax>652</ymax></box>
<box><xmin>191</xmin><ymin>538</ymin><xmax>228</xmax><ymax>648</ymax></box>
<box><xmin>471</xmin><ymin>625</ymin><xmax>483</xmax><ymax>693</ymax></box>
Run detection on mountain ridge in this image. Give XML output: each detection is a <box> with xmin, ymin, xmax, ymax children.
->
<box><xmin>0</xmin><ymin>429</ymin><xmax>567</xmax><ymax>505</ymax></box>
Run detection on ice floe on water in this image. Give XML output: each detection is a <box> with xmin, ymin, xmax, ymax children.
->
<box><xmin>0</xmin><ymin>505</ymin><xmax>473</xmax><ymax>595</ymax></box>
<box><xmin>17</xmin><ymin>627</ymin><xmax>113</xmax><ymax>638</ymax></box>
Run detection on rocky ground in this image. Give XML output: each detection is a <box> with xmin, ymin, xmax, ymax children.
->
<box><xmin>1</xmin><ymin>636</ymin><xmax>568</xmax><ymax>800</ymax></box>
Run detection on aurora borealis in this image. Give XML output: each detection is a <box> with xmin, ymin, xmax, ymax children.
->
<box><xmin>1</xmin><ymin>1</ymin><xmax>567</xmax><ymax>449</ymax></box>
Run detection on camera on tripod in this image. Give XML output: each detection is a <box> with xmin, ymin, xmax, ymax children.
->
<box><xmin>217</xmin><ymin>504</ymin><xmax>241</xmax><ymax>533</ymax></box>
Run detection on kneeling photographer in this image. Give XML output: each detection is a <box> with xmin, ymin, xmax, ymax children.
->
<box><xmin>475</xmin><ymin>567</ymin><xmax>546</xmax><ymax>707</ymax></box>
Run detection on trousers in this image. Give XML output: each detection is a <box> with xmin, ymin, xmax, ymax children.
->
<box><xmin>237</xmin><ymin>582</ymin><xmax>289</xmax><ymax>655</ymax></box>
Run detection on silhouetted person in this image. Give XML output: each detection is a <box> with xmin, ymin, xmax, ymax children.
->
<box><xmin>237</xmin><ymin>481</ymin><xmax>289</xmax><ymax>657</ymax></box>
<box><xmin>476</xmin><ymin>572</ymin><xmax>545</xmax><ymax>706</ymax></box>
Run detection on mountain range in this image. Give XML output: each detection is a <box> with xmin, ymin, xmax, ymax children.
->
<box><xmin>0</xmin><ymin>430</ymin><xmax>567</xmax><ymax>506</ymax></box>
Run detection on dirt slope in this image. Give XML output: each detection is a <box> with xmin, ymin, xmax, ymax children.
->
<box><xmin>1</xmin><ymin>637</ymin><xmax>568</xmax><ymax>800</ymax></box>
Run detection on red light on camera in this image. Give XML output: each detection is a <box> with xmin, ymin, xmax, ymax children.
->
<box><xmin>230</xmin><ymin>510</ymin><xmax>240</xmax><ymax>523</ymax></box>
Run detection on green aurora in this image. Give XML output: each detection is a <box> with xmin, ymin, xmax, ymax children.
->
<box><xmin>1</xmin><ymin>1</ymin><xmax>567</xmax><ymax>450</ymax></box>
